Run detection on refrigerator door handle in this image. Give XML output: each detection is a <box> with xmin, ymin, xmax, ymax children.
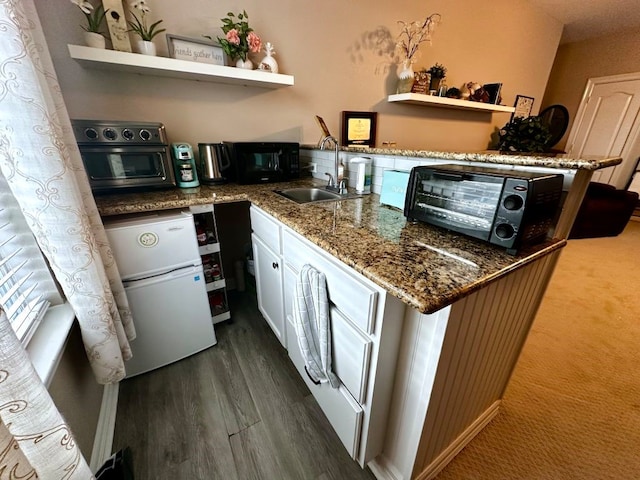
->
<box><xmin>123</xmin><ymin>264</ymin><xmax>203</xmax><ymax>289</ymax></box>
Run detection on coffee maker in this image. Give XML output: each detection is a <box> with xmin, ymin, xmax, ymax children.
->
<box><xmin>171</xmin><ymin>143</ymin><xmax>200</xmax><ymax>188</ymax></box>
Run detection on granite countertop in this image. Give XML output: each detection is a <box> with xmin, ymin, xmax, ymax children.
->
<box><xmin>301</xmin><ymin>145</ymin><xmax>622</xmax><ymax>171</ymax></box>
<box><xmin>96</xmin><ymin>180</ymin><xmax>566</xmax><ymax>314</ymax></box>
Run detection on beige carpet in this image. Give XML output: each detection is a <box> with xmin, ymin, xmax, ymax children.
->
<box><xmin>435</xmin><ymin>219</ymin><xmax>640</xmax><ymax>480</ymax></box>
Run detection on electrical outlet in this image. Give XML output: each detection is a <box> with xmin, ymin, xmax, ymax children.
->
<box><xmin>310</xmin><ymin>163</ymin><xmax>317</xmax><ymax>173</ymax></box>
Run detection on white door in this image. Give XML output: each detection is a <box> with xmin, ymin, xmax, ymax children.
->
<box><xmin>565</xmin><ymin>73</ymin><xmax>640</xmax><ymax>189</ymax></box>
<box><xmin>252</xmin><ymin>234</ymin><xmax>285</xmax><ymax>346</ymax></box>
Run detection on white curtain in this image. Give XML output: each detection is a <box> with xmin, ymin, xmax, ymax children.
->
<box><xmin>0</xmin><ymin>309</ymin><xmax>93</xmax><ymax>478</ymax></box>
<box><xmin>0</xmin><ymin>0</ymin><xmax>135</xmax><ymax>382</ymax></box>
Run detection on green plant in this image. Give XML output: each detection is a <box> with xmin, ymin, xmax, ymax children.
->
<box><xmin>70</xmin><ymin>0</ymin><xmax>108</xmax><ymax>33</ymax></box>
<box><xmin>497</xmin><ymin>116</ymin><xmax>553</xmax><ymax>153</ymax></box>
<box><xmin>427</xmin><ymin>63</ymin><xmax>446</xmax><ymax>79</ymax></box>
<box><xmin>207</xmin><ymin>10</ymin><xmax>262</xmax><ymax>62</ymax></box>
<box><xmin>127</xmin><ymin>1</ymin><xmax>165</xmax><ymax>41</ymax></box>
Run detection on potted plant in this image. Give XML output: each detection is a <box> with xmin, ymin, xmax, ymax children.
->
<box><xmin>127</xmin><ymin>0</ymin><xmax>166</xmax><ymax>56</ymax></box>
<box><xmin>497</xmin><ymin>116</ymin><xmax>553</xmax><ymax>153</ymax></box>
<box><xmin>70</xmin><ymin>0</ymin><xmax>108</xmax><ymax>48</ymax></box>
<box><xmin>427</xmin><ymin>63</ymin><xmax>446</xmax><ymax>92</ymax></box>
<box><xmin>209</xmin><ymin>10</ymin><xmax>262</xmax><ymax>69</ymax></box>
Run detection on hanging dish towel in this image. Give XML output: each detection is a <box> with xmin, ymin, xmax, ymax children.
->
<box><xmin>293</xmin><ymin>264</ymin><xmax>340</xmax><ymax>388</ymax></box>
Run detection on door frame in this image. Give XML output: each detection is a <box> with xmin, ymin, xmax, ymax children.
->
<box><xmin>566</xmin><ymin>72</ymin><xmax>640</xmax><ymax>188</ymax></box>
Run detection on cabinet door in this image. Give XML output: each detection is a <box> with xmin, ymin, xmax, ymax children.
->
<box><xmin>252</xmin><ymin>233</ymin><xmax>285</xmax><ymax>346</ymax></box>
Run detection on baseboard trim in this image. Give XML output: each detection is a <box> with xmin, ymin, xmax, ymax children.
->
<box><xmin>416</xmin><ymin>400</ymin><xmax>502</xmax><ymax>480</ymax></box>
<box><xmin>89</xmin><ymin>382</ymin><xmax>119</xmax><ymax>472</ymax></box>
<box><xmin>368</xmin><ymin>455</ymin><xmax>401</xmax><ymax>480</ymax></box>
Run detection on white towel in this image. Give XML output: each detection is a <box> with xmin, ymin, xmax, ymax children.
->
<box><xmin>293</xmin><ymin>264</ymin><xmax>340</xmax><ymax>388</ymax></box>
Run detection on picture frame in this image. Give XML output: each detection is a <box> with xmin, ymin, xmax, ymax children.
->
<box><xmin>315</xmin><ymin>115</ymin><xmax>332</xmax><ymax>138</ymax></box>
<box><xmin>483</xmin><ymin>83</ymin><xmax>503</xmax><ymax>105</ymax></box>
<box><xmin>512</xmin><ymin>95</ymin><xmax>535</xmax><ymax>120</ymax></box>
<box><xmin>341</xmin><ymin>111</ymin><xmax>378</xmax><ymax>148</ymax></box>
<box><xmin>166</xmin><ymin>34</ymin><xmax>226</xmax><ymax>66</ymax></box>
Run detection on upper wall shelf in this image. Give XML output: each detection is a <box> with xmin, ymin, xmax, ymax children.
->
<box><xmin>68</xmin><ymin>44</ymin><xmax>294</xmax><ymax>89</ymax></box>
<box><xmin>388</xmin><ymin>93</ymin><xmax>515</xmax><ymax>113</ymax></box>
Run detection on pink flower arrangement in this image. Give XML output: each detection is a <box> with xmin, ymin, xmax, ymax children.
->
<box><xmin>247</xmin><ymin>31</ymin><xmax>262</xmax><ymax>53</ymax></box>
<box><xmin>212</xmin><ymin>10</ymin><xmax>261</xmax><ymax>62</ymax></box>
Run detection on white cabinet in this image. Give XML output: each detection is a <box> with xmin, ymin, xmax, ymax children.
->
<box><xmin>250</xmin><ymin>205</ymin><xmax>406</xmax><ymax>467</ymax></box>
<box><xmin>250</xmin><ymin>207</ymin><xmax>285</xmax><ymax>346</ymax></box>
<box><xmin>190</xmin><ymin>204</ymin><xmax>230</xmax><ymax>324</ymax></box>
<box><xmin>252</xmin><ymin>234</ymin><xmax>285</xmax><ymax>346</ymax></box>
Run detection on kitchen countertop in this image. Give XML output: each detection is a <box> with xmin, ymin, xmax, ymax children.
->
<box><xmin>301</xmin><ymin>145</ymin><xmax>622</xmax><ymax>171</ymax></box>
<box><xmin>96</xmin><ymin>179</ymin><xmax>566</xmax><ymax>314</ymax></box>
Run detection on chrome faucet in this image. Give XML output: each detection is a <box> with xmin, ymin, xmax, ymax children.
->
<box><xmin>320</xmin><ymin>135</ymin><xmax>346</xmax><ymax>194</ymax></box>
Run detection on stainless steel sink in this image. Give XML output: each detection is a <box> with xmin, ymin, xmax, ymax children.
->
<box><xmin>274</xmin><ymin>187</ymin><xmax>343</xmax><ymax>204</ymax></box>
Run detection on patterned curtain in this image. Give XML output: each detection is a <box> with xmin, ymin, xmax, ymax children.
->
<box><xmin>0</xmin><ymin>309</ymin><xmax>93</xmax><ymax>478</ymax></box>
<box><xmin>0</xmin><ymin>0</ymin><xmax>135</xmax><ymax>383</ymax></box>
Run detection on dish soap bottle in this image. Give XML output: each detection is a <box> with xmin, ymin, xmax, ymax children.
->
<box><xmin>258</xmin><ymin>42</ymin><xmax>279</xmax><ymax>74</ymax></box>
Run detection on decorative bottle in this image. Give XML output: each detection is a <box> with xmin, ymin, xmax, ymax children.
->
<box><xmin>259</xmin><ymin>42</ymin><xmax>279</xmax><ymax>74</ymax></box>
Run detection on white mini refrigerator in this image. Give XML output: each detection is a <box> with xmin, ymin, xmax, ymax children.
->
<box><xmin>104</xmin><ymin>209</ymin><xmax>217</xmax><ymax>378</ymax></box>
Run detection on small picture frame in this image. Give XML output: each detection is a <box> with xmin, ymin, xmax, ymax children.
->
<box><xmin>411</xmin><ymin>71</ymin><xmax>429</xmax><ymax>95</ymax></box>
<box><xmin>512</xmin><ymin>95</ymin><xmax>535</xmax><ymax>120</ymax></box>
<box><xmin>315</xmin><ymin>115</ymin><xmax>332</xmax><ymax>138</ymax></box>
<box><xmin>166</xmin><ymin>34</ymin><xmax>226</xmax><ymax>66</ymax></box>
<box><xmin>483</xmin><ymin>83</ymin><xmax>503</xmax><ymax>105</ymax></box>
<box><xmin>341</xmin><ymin>111</ymin><xmax>378</xmax><ymax>148</ymax></box>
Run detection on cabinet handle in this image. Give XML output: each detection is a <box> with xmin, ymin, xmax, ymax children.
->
<box><xmin>272</xmin><ymin>261</ymin><xmax>279</xmax><ymax>269</ymax></box>
<box><xmin>305</xmin><ymin>366</ymin><xmax>321</xmax><ymax>385</ymax></box>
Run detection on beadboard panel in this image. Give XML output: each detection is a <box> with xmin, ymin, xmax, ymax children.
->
<box><xmin>415</xmin><ymin>251</ymin><xmax>560</xmax><ymax>478</ymax></box>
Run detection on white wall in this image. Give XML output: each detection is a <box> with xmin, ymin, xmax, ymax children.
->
<box><xmin>35</xmin><ymin>0</ymin><xmax>562</xmax><ymax>152</ymax></box>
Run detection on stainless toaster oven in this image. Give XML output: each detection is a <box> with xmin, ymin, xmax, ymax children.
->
<box><xmin>404</xmin><ymin>164</ymin><xmax>564</xmax><ymax>253</ymax></box>
<box><xmin>72</xmin><ymin>119</ymin><xmax>176</xmax><ymax>193</ymax></box>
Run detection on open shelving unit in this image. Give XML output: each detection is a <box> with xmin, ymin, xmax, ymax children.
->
<box><xmin>388</xmin><ymin>92</ymin><xmax>515</xmax><ymax>113</ymax></box>
<box><xmin>68</xmin><ymin>44</ymin><xmax>294</xmax><ymax>89</ymax></box>
<box><xmin>190</xmin><ymin>204</ymin><xmax>231</xmax><ymax>325</ymax></box>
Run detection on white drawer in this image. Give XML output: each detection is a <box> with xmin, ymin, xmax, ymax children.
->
<box><xmin>283</xmin><ymin>229</ymin><xmax>377</xmax><ymax>335</ymax></box>
<box><xmin>284</xmin><ymin>266</ymin><xmax>372</xmax><ymax>404</ymax></box>
<box><xmin>250</xmin><ymin>206</ymin><xmax>281</xmax><ymax>255</ymax></box>
<box><xmin>286</xmin><ymin>314</ymin><xmax>363</xmax><ymax>459</ymax></box>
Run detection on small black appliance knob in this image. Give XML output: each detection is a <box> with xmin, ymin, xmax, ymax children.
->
<box><xmin>84</xmin><ymin>128</ymin><xmax>98</xmax><ymax>140</ymax></box>
<box><xmin>503</xmin><ymin>194</ymin><xmax>524</xmax><ymax>211</ymax></box>
<box><xmin>139</xmin><ymin>129</ymin><xmax>151</xmax><ymax>141</ymax></box>
<box><xmin>495</xmin><ymin>223</ymin><xmax>515</xmax><ymax>239</ymax></box>
<box><xmin>122</xmin><ymin>129</ymin><xmax>135</xmax><ymax>140</ymax></box>
<box><xmin>103</xmin><ymin>128</ymin><xmax>117</xmax><ymax>140</ymax></box>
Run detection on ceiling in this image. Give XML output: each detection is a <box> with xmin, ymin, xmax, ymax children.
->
<box><xmin>525</xmin><ymin>0</ymin><xmax>640</xmax><ymax>43</ymax></box>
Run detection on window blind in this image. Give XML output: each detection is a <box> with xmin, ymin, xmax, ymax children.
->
<box><xmin>0</xmin><ymin>178</ymin><xmax>63</xmax><ymax>345</ymax></box>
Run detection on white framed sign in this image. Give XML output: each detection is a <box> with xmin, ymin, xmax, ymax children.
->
<box><xmin>166</xmin><ymin>34</ymin><xmax>226</xmax><ymax>66</ymax></box>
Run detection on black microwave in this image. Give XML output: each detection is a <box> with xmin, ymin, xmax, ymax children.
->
<box><xmin>224</xmin><ymin>142</ymin><xmax>300</xmax><ymax>184</ymax></box>
<box><xmin>404</xmin><ymin>164</ymin><xmax>564</xmax><ymax>254</ymax></box>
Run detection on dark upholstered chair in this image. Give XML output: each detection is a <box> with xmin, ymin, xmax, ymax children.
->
<box><xmin>569</xmin><ymin>182</ymin><xmax>639</xmax><ymax>239</ymax></box>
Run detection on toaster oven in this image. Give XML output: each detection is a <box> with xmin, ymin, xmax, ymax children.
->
<box><xmin>72</xmin><ymin>119</ymin><xmax>176</xmax><ymax>193</ymax></box>
<box><xmin>404</xmin><ymin>164</ymin><xmax>564</xmax><ymax>253</ymax></box>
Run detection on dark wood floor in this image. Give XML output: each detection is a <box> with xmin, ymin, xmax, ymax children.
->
<box><xmin>112</xmin><ymin>290</ymin><xmax>376</xmax><ymax>480</ymax></box>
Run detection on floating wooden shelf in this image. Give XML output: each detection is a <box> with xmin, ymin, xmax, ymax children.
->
<box><xmin>68</xmin><ymin>44</ymin><xmax>294</xmax><ymax>89</ymax></box>
<box><xmin>388</xmin><ymin>93</ymin><xmax>515</xmax><ymax>113</ymax></box>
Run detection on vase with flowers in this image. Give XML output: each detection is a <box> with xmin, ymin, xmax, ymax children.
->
<box><xmin>210</xmin><ymin>10</ymin><xmax>262</xmax><ymax>69</ymax></box>
<box><xmin>70</xmin><ymin>0</ymin><xmax>108</xmax><ymax>48</ymax></box>
<box><xmin>127</xmin><ymin>0</ymin><xmax>165</xmax><ymax>56</ymax></box>
<box><xmin>394</xmin><ymin>13</ymin><xmax>441</xmax><ymax>94</ymax></box>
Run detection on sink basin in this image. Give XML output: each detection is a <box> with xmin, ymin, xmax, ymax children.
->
<box><xmin>274</xmin><ymin>187</ymin><xmax>343</xmax><ymax>204</ymax></box>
